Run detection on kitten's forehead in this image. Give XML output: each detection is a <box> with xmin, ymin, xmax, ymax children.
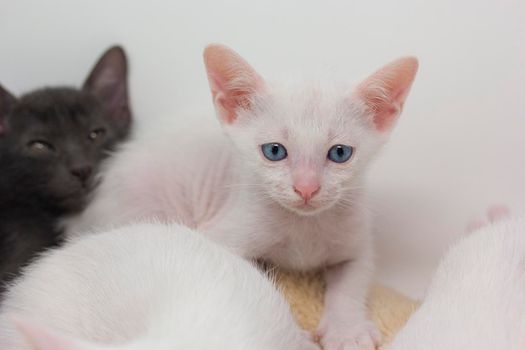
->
<box><xmin>11</xmin><ymin>88</ymin><xmax>103</xmax><ymax>131</ymax></box>
<box><xmin>259</xmin><ymin>80</ymin><xmax>358</xmax><ymax>143</ymax></box>
<box><xmin>18</xmin><ymin>88</ymin><xmax>96</xmax><ymax>111</ymax></box>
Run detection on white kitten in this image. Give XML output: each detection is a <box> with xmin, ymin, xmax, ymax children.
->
<box><xmin>67</xmin><ymin>45</ymin><xmax>418</xmax><ymax>349</ymax></box>
<box><xmin>389</xmin><ymin>215</ymin><xmax>525</xmax><ymax>350</ymax></box>
<box><xmin>0</xmin><ymin>222</ymin><xmax>318</xmax><ymax>350</ymax></box>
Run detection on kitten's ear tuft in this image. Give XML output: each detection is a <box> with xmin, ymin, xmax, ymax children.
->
<box><xmin>356</xmin><ymin>57</ymin><xmax>418</xmax><ymax>132</ymax></box>
<box><xmin>12</xmin><ymin>316</ymin><xmax>100</xmax><ymax>350</ymax></box>
<box><xmin>203</xmin><ymin>44</ymin><xmax>264</xmax><ymax>124</ymax></box>
<box><xmin>0</xmin><ymin>84</ymin><xmax>17</xmax><ymax>135</ymax></box>
<box><xmin>83</xmin><ymin>46</ymin><xmax>131</xmax><ymax>130</ymax></box>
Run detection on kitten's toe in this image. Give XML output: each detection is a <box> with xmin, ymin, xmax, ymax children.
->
<box><xmin>297</xmin><ymin>330</ymin><xmax>321</xmax><ymax>350</ymax></box>
<box><xmin>487</xmin><ymin>205</ymin><xmax>510</xmax><ymax>223</ymax></box>
<box><xmin>466</xmin><ymin>205</ymin><xmax>510</xmax><ymax>233</ymax></box>
<box><xmin>317</xmin><ymin>320</ymin><xmax>380</xmax><ymax>350</ymax></box>
<box><xmin>466</xmin><ymin>219</ymin><xmax>487</xmax><ymax>234</ymax></box>
<box><xmin>300</xmin><ymin>329</ymin><xmax>315</xmax><ymax>342</ymax></box>
<box><xmin>302</xmin><ymin>340</ymin><xmax>321</xmax><ymax>350</ymax></box>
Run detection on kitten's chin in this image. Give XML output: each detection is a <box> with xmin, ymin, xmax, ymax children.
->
<box><xmin>55</xmin><ymin>187</ymin><xmax>91</xmax><ymax>212</ymax></box>
<box><xmin>58</xmin><ymin>195</ymin><xmax>87</xmax><ymax>213</ymax></box>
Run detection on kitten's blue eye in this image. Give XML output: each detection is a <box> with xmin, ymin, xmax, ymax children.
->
<box><xmin>327</xmin><ymin>144</ymin><xmax>353</xmax><ymax>163</ymax></box>
<box><xmin>261</xmin><ymin>143</ymin><xmax>287</xmax><ymax>161</ymax></box>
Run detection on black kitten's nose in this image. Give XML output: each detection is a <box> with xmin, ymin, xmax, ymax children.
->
<box><xmin>71</xmin><ymin>165</ymin><xmax>93</xmax><ymax>183</ymax></box>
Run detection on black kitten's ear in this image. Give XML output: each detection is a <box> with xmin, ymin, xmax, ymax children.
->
<box><xmin>83</xmin><ymin>46</ymin><xmax>131</xmax><ymax>129</ymax></box>
<box><xmin>0</xmin><ymin>84</ymin><xmax>17</xmax><ymax>135</ymax></box>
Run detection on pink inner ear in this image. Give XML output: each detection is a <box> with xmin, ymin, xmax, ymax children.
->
<box><xmin>208</xmin><ymin>73</ymin><xmax>254</xmax><ymax>124</ymax></box>
<box><xmin>357</xmin><ymin>56</ymin><xmax>418</xmax><ymax>132</ymax></box>
<box><xmin>203</xmin><ymin>44</ymin><xmax>263</xmax><ymax>124</ymax></box>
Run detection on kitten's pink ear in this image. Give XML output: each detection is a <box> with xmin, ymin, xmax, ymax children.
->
<box><xmin>12</xmin><ymin>317</ymin><xmax>100</xmax><ymax>350</ymax></box>
<box><xmin>83</xmin><ymin>46</ymin><xmax>131</xmax><ymax>130</ymax></box>
<box><xmin>0</xmin><ymin>84</ymin><xmax>17</xmax><ymax>135</ymax></box>
<box><xmin>356</xmin><ymin>57</ymin><xmax>418</xmax><ymax>132</ymax></box>
<box><xmin>203</xmin><ymin>44</ymin><xmax>264</xmax><ymax>124</ymax></box>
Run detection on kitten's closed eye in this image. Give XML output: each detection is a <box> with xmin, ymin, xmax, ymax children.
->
<box><xmin>88</xmin><ymin>128</ymin><xmax>106</xmax><ymax>141</ymax></box>
<box><xmin>261</xmin><ymin>143</ymin><xmax>287</xmax><ymax>161</ymax></box>
<box><xmin>327</xmin><ymin>145</ymin><xmax>353</xmax><ymax>163</ymax></box>
<box><xmin>27</xmin><ymin>140</ymin><xmax>55</xmax><ymax>154</ymax></box>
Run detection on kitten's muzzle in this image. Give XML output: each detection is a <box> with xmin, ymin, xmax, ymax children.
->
<box><xmin>70</xmin><ymin>165</ymin><xmax>93</xmax><ymax>184</ymax></box>
<box><xmin>292</xmin><ymin>167</ymin><xmax>320</xmax><ymax>202</ymax></box>
<box><xmin>293</xmin><ymin>182</ymin><xmax>320</xmax><ymax>202</ymax></box>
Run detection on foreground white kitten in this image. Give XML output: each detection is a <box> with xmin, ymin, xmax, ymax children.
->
<box><xmin>389</xmin><ymin>214</ymin><xmax>525</xmax><ymax>350</ymax></box>
<box><xmin>0</xmin><ymin>222</ymin><xmax>317</xmax><ymax>350</ymax></box>
<box><xmin>67</xmin><ymin>45</ymin><xmax>418</xmax><ymax>349</ymax></box>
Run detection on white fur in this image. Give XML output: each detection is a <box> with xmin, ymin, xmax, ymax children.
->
<box><xmin>0</xmin><ymin>222</ymin><xmax>317</xmax><ymax>350</ymax></box>
<box><xmin>389</xmin><ymin>216</ymin><xmax>525</xmax><ymax>350</ymax></box>
<box><xmin>65</xmin><ymin>48</ymin><xmax>416</xmax><ymax>349</ymax></box>
<box><xmin>64</xmin><ymin>82</ymin><xmax>380</xmax><ymax>348</ymax></box>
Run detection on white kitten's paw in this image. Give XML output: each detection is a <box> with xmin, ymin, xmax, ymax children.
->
<box><xmin>487</xmin><ymin>205</ymin><xmax>510</xmax><ymax>222</ymax></box>
<box><xmin>466</xmin><ymin>205</ymin><xmax>510</xmax><ymax>233</ymax></box>
<box><xmin>302</xmin><ymin>339</ymin><xmax>322</xmax><ymax>350</ymax></box>
<box><xmin>317</xmin><ymin>320</ymin><xmax>380</xmax><ymax>350</ymax></box>
<box><xmin>466</xmin><ymin>219</ymin><xmax>487</xmax><ymax>234</ymax></box>
<box><xmin>299</xmin><ymin>329</ymin><xmax>321</xmax><ymax>350</ymax></box>
<box><xmin>301</xmin><ymin>329</ymin><xmax>315</xmax><ymax>342</ymax></box>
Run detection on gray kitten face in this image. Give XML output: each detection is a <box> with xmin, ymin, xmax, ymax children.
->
<box><xmin>5</xmin><ymin>88</ymin><xmax>128</xmax><ymax>209</ymax></box>
<box><xmin>0</xmin><ymin>46</ymin><xmax>131</xmax><ymax>212</ymax></box>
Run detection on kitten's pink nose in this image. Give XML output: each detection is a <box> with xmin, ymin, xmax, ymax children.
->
<box><xmin>293</xmin><ymin>180</ymin><xmax>320</xmax><ymax>201</ymax></box>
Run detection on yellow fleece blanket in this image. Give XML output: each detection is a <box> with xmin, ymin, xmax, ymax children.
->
<box><xmin>274</xmin><ymin>269</ymin><xmax>420</xmax><ymax>349</ymax></box>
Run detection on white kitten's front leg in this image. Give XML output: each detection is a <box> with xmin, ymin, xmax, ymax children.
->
<box><xmin>317</xmin><ymin>244</ymin><xmax>380</xmax><ymax>350</ymax></box>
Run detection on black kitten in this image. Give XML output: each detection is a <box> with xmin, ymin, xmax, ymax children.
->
<box><xmin>0</xmin><ymin>46</ymin><xmax>132</xmax><ymax>290</ymax></box>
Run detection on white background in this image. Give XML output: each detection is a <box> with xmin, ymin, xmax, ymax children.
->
<box><xmin>2</xmin><ymin>0</ymin><xmax>524</xmax><ymax>296</ymax></box>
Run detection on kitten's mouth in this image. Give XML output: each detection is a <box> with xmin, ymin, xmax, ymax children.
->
<box><xmin>56</xmin><ymin>183</ymin><xmax>92</xmax><ymax>209</ymax></box>
<box><xmin>273</xmin><ymin>194</ymin><xmax>335</xmax><ymax>216</ymax></box>
<box><xmin>284</xmin><ymin>200</ymin><xmax>328</xmax><ymax>216</ymax></box>
<box><xmin>297</xmin><ymin>204</ymin><xmax>319</xmax><ymax>212</ymax></box>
